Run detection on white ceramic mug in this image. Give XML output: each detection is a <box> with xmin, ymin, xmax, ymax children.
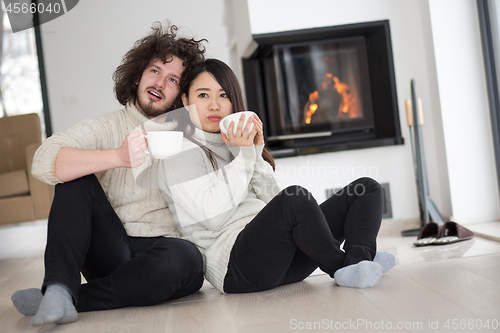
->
<box><xmin>144</xmin><ymin>131</ymin><xmax>183</xmax><ymax>159</ymax></box>
<box><xmin>219</xmin><ymin>111</ymin><xmax>255</xmax><ymax>136</ymax></box>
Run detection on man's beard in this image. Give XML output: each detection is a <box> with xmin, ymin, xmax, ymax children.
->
<box><xmin>137</xmin><ymin>99</ymin><xmax>170</xmax><ymax>118</ymax></box>
<box><xmin>136</xmin><ymin>91</ymin><xmax>174</xmax><ymax>118</ymax></box>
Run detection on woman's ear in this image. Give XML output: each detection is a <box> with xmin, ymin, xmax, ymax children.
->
<box><xmin>181</xmin><ymin>93</ymin><xmax>188</xmax><ymax>108</ymax></box>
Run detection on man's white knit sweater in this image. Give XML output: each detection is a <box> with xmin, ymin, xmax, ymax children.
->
<box><xmin>157</xmin><ymin>127</ymin><xmax>281</xmax><ymax>293</ymax></box>
<box><xmin>31</xmin><ymin>102</ymin><xmax>180</xmax><ymax>238</ymax></box>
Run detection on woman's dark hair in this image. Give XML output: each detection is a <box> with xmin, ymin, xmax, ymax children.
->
<box><xmin>113</xmin><ymin>22</ymin><xmax>206</xmax><ymax>106</ymax></box>
<box><xmin>167</xmin><ymin>59</ymin><xmax>275</xmax><ymax>170</ymax></box>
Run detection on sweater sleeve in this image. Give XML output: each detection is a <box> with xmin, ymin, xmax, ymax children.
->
<box><xmin>250</xmin><ymin>145</ymin><xmax>282</xmax><ymax>203</ymax></box>
<box><xmin>32</xmin><ymin>117</ymin><xmax>116</xmax><ymax>185</ymax></box>
<box><xmin>161</xmin><ymin>144</ymin><xmax>256</xmax><ymax>230</ymax></box>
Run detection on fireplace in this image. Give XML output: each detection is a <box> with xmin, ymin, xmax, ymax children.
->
<box><xmin>242</xmin><ymin>20</ymin><xmax>403</xmax><ymax>157</ymax></box>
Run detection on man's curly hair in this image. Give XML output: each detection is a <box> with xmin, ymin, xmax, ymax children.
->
<box><xmin>113</xmin><ymin>22</ymin><xmax>206</xmax><ymax>106</ymax></box>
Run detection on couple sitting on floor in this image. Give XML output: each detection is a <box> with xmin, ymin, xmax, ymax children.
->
<box><xmin>12</xmin><ymin>22</ymin><xmax>395</xmax><ymax>327</ymax></box>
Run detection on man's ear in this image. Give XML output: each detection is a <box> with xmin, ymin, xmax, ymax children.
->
<box><xmin>181</xmin><ymin>93</ymin><xmax>188</xmax><ymax>108</ymax></box>
<box><xmin>135</xmin><ymin>75</ymin><xmax>142</xmax><ymax>86</ymax></box>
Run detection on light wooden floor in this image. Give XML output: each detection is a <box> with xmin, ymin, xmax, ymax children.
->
<box><xmin>1</xmin><ymin>221</ymin><xmax>500</xmax><ymax>333</ymax></box>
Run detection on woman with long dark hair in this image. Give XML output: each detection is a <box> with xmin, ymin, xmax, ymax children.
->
<box><xmin>158</xmin><ymin>59</ymin><xmax>396</xmax><ymax>293</ymax></box>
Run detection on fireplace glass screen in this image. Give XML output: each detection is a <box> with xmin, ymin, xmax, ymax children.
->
<box><xmin>243</xmin><ymin>20</ymin><xmax>402</xmax><ymax>156</ymax></box>
<box><xmin>269</xmin><ymin>36</ymin><xmax>375</xmax><ymax>139</ymax></box>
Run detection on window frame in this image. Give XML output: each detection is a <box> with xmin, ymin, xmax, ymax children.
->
<box><xmin>477</xmin><ymin>0</ymin><xmax>500</xmax><ymax>198</ymax></box>
<box><xmin>33</xmin><ymin>8</ymin><xmax>52</xmax><ymax>136</ymax></box>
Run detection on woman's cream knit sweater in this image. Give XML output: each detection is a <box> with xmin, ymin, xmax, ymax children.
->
<box><xmin>157</xmin><ymin>127</ymin><xmax>281</xmax><ymax>292</ymax></box>
<box><xmin>31</xmin><ymin>102</ymin><xmax>180</xmax><ymax>238</ymax></box>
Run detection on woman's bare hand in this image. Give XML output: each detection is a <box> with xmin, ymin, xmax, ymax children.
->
<box><xmin>221</xmin><ymin>113</ymin><xmax>258</xmax><ymax>147</ymax></box>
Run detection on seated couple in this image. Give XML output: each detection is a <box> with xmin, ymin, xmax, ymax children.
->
<box><xmin>12</xmin><ymin>23</ymin><xmax>395</xmax><ymax>327</ymax></box>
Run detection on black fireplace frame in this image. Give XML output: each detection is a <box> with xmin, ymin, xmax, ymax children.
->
<box><xmin>242</xmin><ymin>20</ymin><xmax>404</xmax><ymax>157</ymax></box>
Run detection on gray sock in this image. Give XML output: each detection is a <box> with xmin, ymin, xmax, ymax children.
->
<box><xmin>30</xmin><ymin>284</ymin><xmax>78</xmax><ymax>326</ymax></box>
<box><xmin>334</xmin><ymin>260</ymin><xmax>383</xmax><ymax>288</ymax></box>
<box><xmin>374</xmin><ymin>251</ymin><xmax>396</xmax><ymax>273</ymax></box>
<box><xmin>11</xmin><ymin>288</ymin><xmax>43</xmax><ymax>316</ymax></box>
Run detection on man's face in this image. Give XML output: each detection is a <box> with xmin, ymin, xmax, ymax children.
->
<box><xmin>135</xmin><ymin>56</ymin><xmax>184</xmax><ymax>118</ymax></box>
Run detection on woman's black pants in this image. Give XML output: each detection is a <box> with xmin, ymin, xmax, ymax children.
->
<box><xmin>42</xmin><ymin>174</ymin><xmax>204</xmax><ymax>312</ymax></box>
<box><xmin>224</xmin><ymin>177</ymin><xmax>383</xmax><ymax>293</ymax></box>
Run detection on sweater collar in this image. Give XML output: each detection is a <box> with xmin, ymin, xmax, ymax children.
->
<box><xmin>125</xmin><ymin>101</ymin><xmax>178</xmax><ymax>132</ymax></box>
<box><xmin>191</xmin><ymin>126</ymin><xmax>224</xmax><ymax>145</ymax></box>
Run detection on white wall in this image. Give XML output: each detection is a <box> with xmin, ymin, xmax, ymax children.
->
<box><xmin>239</xmin><ymin>0</ymin><xmax>453</xmax><ymax>222</ymax></box>
<box><xmin>427</xmin><ymin>0</ymin><xmax>500</xmax><ymax>223</ymax></box>
<box><xmin>236</xmin><ymin>0</ymin><xmax>500</xmax><ymax>224</ymax></box>
<box><xmin>39</xmin><ymin>0</ymin><xmax>500</xmax><ymax>224</ymax></box>
<box><xmin>40</xmin><ymin>0</ymin><xmax>230</xmax><ymax>133</ymax></box>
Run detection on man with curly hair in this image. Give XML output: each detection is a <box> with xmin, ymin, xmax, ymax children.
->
<box><xmin>11</xmin><ymin>23</ymin><xmax>206</xmax><ymax>326</ymax></box>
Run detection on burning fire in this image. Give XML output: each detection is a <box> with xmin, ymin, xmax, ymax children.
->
<box><xmin>332</xmin><ymin>77</ymin><xmax>354</xmax><ymax>115</ymax></box>
<box><xmin>305</xmin><ymin>91</ymin><xmax>319</xmax><ymax>124</ymax></box>
<box><xmin>304</xmin><ymin>73</ymin><xmax>358</xmax><ymax>124</ymax></box>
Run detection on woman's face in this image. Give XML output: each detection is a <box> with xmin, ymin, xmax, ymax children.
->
<box><xmin>182</xmin><ymin>71</ymin><xmax>233</xmax><ymax>133</ymax></box>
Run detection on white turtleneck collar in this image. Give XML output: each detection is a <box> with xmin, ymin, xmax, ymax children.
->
<box><xmin>190</xmin><ymin>125</ymin><xmax>225</xmax><ymax>145</ymax></box>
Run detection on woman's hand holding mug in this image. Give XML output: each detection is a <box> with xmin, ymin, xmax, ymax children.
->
<box><xmin>220</xmin><ymin>112</ymin><xmax>258</xmax><ymax>147</ymax></box>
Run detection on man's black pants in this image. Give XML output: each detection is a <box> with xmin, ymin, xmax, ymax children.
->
<box><xmin>42</xmin><ymin>174</ymin><xmax>204</xmax><ymax>312</ymax></box>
